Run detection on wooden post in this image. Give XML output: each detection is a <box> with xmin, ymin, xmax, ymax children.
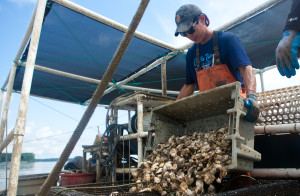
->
<box><xmin>137</xmin><ymin>96</ymin><xmax>143</xmax><ymax>165</ymax></box>
<box><xmin>7</xmin><ymin>0</ymin><xmax>47</xmax><ymax>195</ymax></box>
<box><xmin>0</xmin><ymin>63</ymin><xmax>18</xmax><ymax>158</ymax></box>
<box><xmin>161</xmin><ymin>59</ymin><xmax>167</xmax><ymax>96</ymax></box>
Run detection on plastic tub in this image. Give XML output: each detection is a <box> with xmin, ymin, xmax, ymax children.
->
<box><xmin>60</xmin><ymin>173</ymin><xmax>95</xmax><ymax>186</ymax></box>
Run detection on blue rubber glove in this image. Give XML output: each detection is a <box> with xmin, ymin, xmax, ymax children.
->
<box><xmin>244</xmin><ymin>92</ymin><xmax>260</xmax><ymax>123</ymax></box>
<box><xmin>276</xmin><ymin>30</ymin><xmax>300</xmax><ymax>78</ymax></box>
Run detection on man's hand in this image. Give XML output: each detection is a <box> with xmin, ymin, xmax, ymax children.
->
<box><xmin>244</xmin><ymin>91</ymin><xmax>260</xmax><ymax>123</ymax></box>
<box><xmin>276</xmin><ymin>30</ymin><xmax>300</xmax><ymax>78</ymax></box>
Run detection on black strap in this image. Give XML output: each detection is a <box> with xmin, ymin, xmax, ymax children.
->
<box><xmin>196</xmin><ymin>44</ymin><xmax>200</xmax><ymax>71</ymax></box>
<box><xmin>213</xmin><ymin>31</ymin><xmax>221</xmax><ymax>65</ymax></box>
<box><xmin>196</xmin><ymin>31</ymin><xmax>221</xmax><ymax>71</ymax></box>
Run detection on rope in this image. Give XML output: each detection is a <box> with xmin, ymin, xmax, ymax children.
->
<box><xmin>51</xmin><ymin>182</ymin><xmax>138</xmax><ymax>195</ymax></box>
<box><xmin>265</xmin><ymin>54</ymin><xmax>276</xmax><ymax>68</ymax></box>
<box><xmin>242</xmin><ymin>39</ymin><xmax>280</xmax><ymax>46</ymax></box>
<box><xmin>33</xmin><ymin>74</ymin><xmax>84</xmax><ymax>105</ymax></box>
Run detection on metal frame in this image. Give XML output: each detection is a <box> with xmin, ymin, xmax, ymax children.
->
<box><xmin>149</xmin><ymin>82</ymin><xmax>261</xmax><ymax>172</ymax></box>
<box><xmin>0</xmin><ymin>0</ymin><xmax>298</xmax><ymax>194</ymax></box>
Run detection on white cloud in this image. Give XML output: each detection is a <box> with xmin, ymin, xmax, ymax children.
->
<box><xmin>34</xmin><ymin>126</ymin><xmax>52</xmax><ymax>138</ymax></box>
<box><xmin>25</xmin><ymin>121</ymin><xmax>36</xmax><ymax>135</ymax></box>
<box><xmin>8</xmin><ymin>0</ymin><xmax>37</xmax><ymax>7</ymax></box>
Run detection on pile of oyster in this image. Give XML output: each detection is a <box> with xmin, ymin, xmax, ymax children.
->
<box><xmin>130</xmin><ymin>126</ymin><xmax>231</xmax><ymax>195</ymax></box>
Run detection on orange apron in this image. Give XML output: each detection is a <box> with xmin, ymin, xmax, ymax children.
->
<box><xmin>196</xmin><ymin>64</ymin><xmax>246</xmax><ymax>98</ymax></box>
<box><xmin>196</xmin><ymin>31</ymin><xmax>246</xmax><ymax>99</ymax></box>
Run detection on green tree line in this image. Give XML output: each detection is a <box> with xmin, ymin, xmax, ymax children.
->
<box><xmin>1</xmin><ymin>153</ymin><xmax>35</xmax><ymax>162</ymax></box>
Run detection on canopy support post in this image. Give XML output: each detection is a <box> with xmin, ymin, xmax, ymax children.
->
<box><xmin>7</xmin><ymin>0</ymin><xmax>47</xmax><ymax>195</ymax></box>
<box><xmin>259</xmin><ymin>70</ymin><xmax>265</xmax><ymax>92</ymax></box>
<box><xmin>0</xmin><ymin>63</ymin><xmax>17</xmax><ymax>159</ymax></box>
<box><xmin>161</xmin><ymin>58</ymin><xmax>167</xmax><ymax>96</ymax></box>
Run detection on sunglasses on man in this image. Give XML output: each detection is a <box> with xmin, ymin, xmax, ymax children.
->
<box><xmin>179</xmin><ymin>20</ymin><xmax>198</xmax><ymax>37</ymax></box>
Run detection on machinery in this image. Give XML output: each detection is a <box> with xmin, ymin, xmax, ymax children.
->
<box><xmin>70</xmin><ymin>82</ymin><xmax>300</xmax><ymax>195</ymax></box>
<box><xmin>83</xmin><ymin>82</ymin><xmax>261</xmax><ymax>182</ymax></box>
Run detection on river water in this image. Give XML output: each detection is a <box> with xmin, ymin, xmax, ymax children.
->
<box><xmin>0</xmin><ymin>161</ymin><xmax>56</xmax><ymax>191</ymax></box>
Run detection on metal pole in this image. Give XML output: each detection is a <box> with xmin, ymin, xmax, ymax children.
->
<box><xmin>137</xmin><ymin>96</ymin><xmax>143</xmax><ymax>166</ymax></box>
<box><xmin>0</xmin><ymin>128</ymin><xmax>14</xmax><ymax>153</ymax></box>
<box><xmin>38</xmin><ymin>0</ymin><xmax>150</xmax><ymax>194</ymax></box>
<box><xmin>112</xmin><ymin>108</ymin><xmax>118</xmax><ymax>182</ymax></box>
<box><xmin>161</xmin><ymin>59</ymin><xmax>167</xmax><ymax>96</ymax></box>
<box><xmin>0</xmin><ymin>64</ymin><xmax>18</xmax><ymax>154</ymax></box>
<box><xmin>19</xmin><ymin>62</ymin><xmax>179</xmax><ymax>99</ymax></box>
<box><xmin>259</xmin><ymin>71</ymin><xmax>265</xmax><ymax>92</ymax></box>
<box><xmin>254</xmin><ymin>123</ymin><xmax>300</xmax><ymax>135</ymax></box>
<box><xmin>0</xmin><ymin>92</ymin><xmax>3</xmax><ymax>119</ymax></box>
<box><xmin>251</xmin><ymin>168</ymin><xmax>300</xmax><ymax>178</ymax></box>
<box><xmin>7</xmin><ymin>0</ymin><xmax>47</xmax><ymax>195</ymax></box>
<box><xmin>104</xmin><ymin>51</ymin><xmax>178</xmax><ymax>95</ymax></box>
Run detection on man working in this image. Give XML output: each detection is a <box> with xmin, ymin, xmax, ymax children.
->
<box><xmin>276</xmin><ymin>0</ymin><xmax>300</xmax><ymax>78</ymax></box>
<box><xmin>175</xmin><ymin>4</ymin><xmax>259</xmax><ymax>122</ymax></box>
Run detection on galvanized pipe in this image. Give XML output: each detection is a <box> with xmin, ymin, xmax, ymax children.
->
<box><xmin>104</xmin><ymin>51</ymin><xmax>179</xmax><ymax>95</ymax></box>
<box><xmin>161</xmin><ymin>59</ymin><xmax>167</xmax><ymax>96</ymax></box>
<box><xmin>254</xmin><ymin>123</ymin><xmax>300</xmax><ymax>135</ymax></box>
<box><xmin>0</xmin><ymin>92</ymin><xmax>3</xmax><ymax>119</ymax></box>
<box><xmin>0</xmin><ymin>63</ymin><xmax>18</xmax><ymax>150</ymax></box>
<box><xmin>259</xmin><ymin>71</ymin><xmax>265</xmax><ymax>92</ymax></box>
<box><xmin>120</xmin><ymin>132</ymin><xmax>148</xmax><ymax>141</ymax></box>
<box><xmin>251</xmin><ymin>168</ymin><xmax>300</xmax><ymax>178</ymax></box>
<box><xmin>19</xmin><ymin>63</ymin><xmax>179</xmax><ymax>105</ymax></box>
<box><xmin>112</xmin><ymin>108</ymin><xmax>118</xmax><ymax>182</ymax></box>
<box><xmin>137</xmin><ymin>97</ymin><xmax>144</xmax><ymax>166</ymax></box>
<box><xmin>7</xmin><ymin>0</ymin><xmax>47</xmax><ymax>195</ymax></box>
<box><xmin>0</xmin><ymin>128</ymin><xmax>14</xmax><ymax>153</ymax></box>
<box><xmin>115</xmin><ymin>167</ymin><xmax>137</xmax><ymax>174</ymax></box>
<box><xmin>38</xmin><ymin>0</ymin><xmax>150</xmax><ymax>194</ymax></box>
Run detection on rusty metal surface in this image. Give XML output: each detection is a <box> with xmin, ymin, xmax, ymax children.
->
<box><xmin>257</xmin><ymin>85</ymin><xmax>300</xmax><ymax>125</ymax></box>
<box><xmin>150</xmin><ymin>82</ymin><xmax>261</xmax><ymax>172</ymax></box>
<box><xmin>112</xmin><ymin>92</ymin><xmax>175</xmax><ymax>111</ymax></box>
<box><xmin>152</xmin><ymin>82</ymin><xmax>238</xmax><ymax>123</ymax></box>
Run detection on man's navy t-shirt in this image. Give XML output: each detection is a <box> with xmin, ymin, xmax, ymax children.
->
<box><xmin>185</xmin><ymin>31</ymin><xmax>251</xmax><ymax>88</ymax></box>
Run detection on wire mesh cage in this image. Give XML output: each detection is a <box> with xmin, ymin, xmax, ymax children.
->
<box><xmin>49</xmin><ymin>181</ymin><xmax>160</xmax><ymax>196</ymax></box>
<box><xmin>213</xmin><ymin>177</ymin><xmax>300</xmax><ymax>196</ymax></box>
<box><xmin>256</xmin><ymin>85</ymin><xmax>300</xmax><ymax>125</ymax></box>
<box><xmin>49</xmin><ymin>178</ymin><xmax>299</xmax><ymax>196</ymax></box>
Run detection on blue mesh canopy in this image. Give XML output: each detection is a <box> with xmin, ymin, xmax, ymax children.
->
<box><xmin>13</xmin><ymin>0</ymin><xmax>291</xmax><ymax>105</ymax></box>
<box><xmin>226</xmin><ymin>0</ymin><xmax>292</xmax><ymax>69</ymax></box>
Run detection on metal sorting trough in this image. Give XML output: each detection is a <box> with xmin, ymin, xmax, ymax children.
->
<box><xmin>149</xmin><ymin>82</ymin><xmax>261</xmax><ymax>172</ymax></box>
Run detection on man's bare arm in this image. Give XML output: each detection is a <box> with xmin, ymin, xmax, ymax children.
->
<box><xmin>239</xmin><ymin>65</ymin><xmax>256</xmax><ymax>93</ymax></box>
<box><xmin>177</xmin><ymin>83</ymin><xmax>196</xmax><ymax>100</ymax></box>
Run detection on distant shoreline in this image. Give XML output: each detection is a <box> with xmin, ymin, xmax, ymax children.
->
<box><xmin>1</xmin><ymin>158</ymin><xmax>72</xmax><ymax>163</ymax></box>
<box><xmin>35</xmin><ymin>158</ymin><xmax>71</xmax><ymax>162</ymax></box>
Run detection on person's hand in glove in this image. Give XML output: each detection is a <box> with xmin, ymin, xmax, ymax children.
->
<box><xmin>276</xmin><ymin>30</ymin><xmax>300</xmax><ymax>78</ymax></box>
<box><xmin>244</xmin><ymin>91</ymin><xmax>260</xmax><ymax>123</ymax></box>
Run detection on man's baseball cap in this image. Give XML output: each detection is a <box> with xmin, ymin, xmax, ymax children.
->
<box><xmin>174</xmin><ymin>4</ymin><xmax>202</xmax><ymax>36</ymax></box>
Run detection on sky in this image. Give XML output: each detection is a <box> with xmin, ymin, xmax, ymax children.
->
<box><xmin>0</xmin><ymin>0</ymin><xmax>299</xmax><ymax>159</ymax></box>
